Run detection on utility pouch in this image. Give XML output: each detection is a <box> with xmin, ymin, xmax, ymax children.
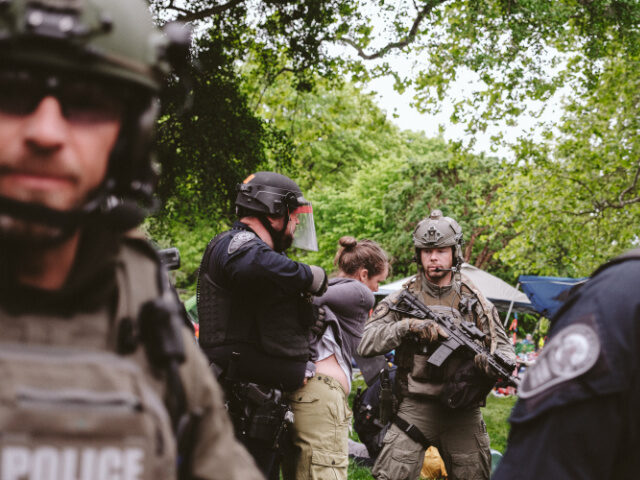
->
<box><xmin>439</xmin><ymin>359</ymin><xmax>495</xmax><ymax>409</ymax></box>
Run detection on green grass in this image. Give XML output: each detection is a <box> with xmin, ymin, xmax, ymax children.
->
<box><xmin>484</xmin><ymin>394</ymin><xmax>518</xmax><ymax>453</ymax></box>
<box><xmin>346</xmin><ymin>374</ymin><xmax>518</xmax><ymax>478</ymax></box>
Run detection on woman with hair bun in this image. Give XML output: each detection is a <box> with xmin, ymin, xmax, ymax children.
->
<box><xmin>282</xmin><ymin>236</ymin><xmax>389</xmax><ymax>480</ymax></box>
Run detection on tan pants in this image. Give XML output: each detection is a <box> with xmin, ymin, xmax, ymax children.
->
<box><xmin>372</xmin><ymin>396</ymin><xmax>491</xmax><ymax>480</ymax></box>
<box><xmin>282</xmin><ymin>374</ymin><xmax>352</xmax><ymax>480</ymax></box>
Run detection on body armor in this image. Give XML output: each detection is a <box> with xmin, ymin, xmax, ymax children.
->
<box><xmin>396</xmin><ymin>273</ymin><xmax>494</xmax><ymax>407</ymax></box>
<box><xmin>0</xmin><ymin>240</ymin><xmax>182</xmax><ymax>479</ymax></box>
<box><xmin>197</xmin><ymin>227</ymin><xmax>313</xmax><ymax>362</ymax></box>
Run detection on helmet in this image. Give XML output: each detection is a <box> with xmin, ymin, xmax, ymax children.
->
<box><xmin>0</xmin><ymin>0</ymin><xmax>190</xmax><ymax>233</ymax></box>
<box><xmin>413</xmin><ymin>209</ymin><xmax>464</xmax><ymax>267</ymax></box>
<box><xmin>236</xmin><ymin>172</ymin><xmax>318</xmax><ymax>251</ymax></box>
<box><xmin>0</xmin><ymin>0</ymin><xmax>171</xmax><ymax>90</ymax></box>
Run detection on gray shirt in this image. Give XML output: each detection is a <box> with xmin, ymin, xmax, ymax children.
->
<box><xmin>311</xmin><ymin>277</ymin><xmax>375</xmax><ymax>378</ymax></box>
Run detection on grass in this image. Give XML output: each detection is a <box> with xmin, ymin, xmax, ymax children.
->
<box><xmin>346</xmin><ymin>374</ymin><xmax>518</xmax><ymax>478</ymax></box>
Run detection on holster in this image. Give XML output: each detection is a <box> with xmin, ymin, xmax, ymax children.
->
<box><xmin>223</xmin><ymin>353</ymin><xmax>293</xmax><ymax>449</ymax></box>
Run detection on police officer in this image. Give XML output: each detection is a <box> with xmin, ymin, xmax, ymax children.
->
<box><xmin>197</xmin><ymin>171</ymin><xmax>328</xmax><ymax>477</ymax></box>
<box><xmin>0</xmin><ymin>1</ymin><xmax>262</xmax><ymax>479</ymax></box>
<box><xmin>358</xmin><ymin>210</ymin><xmax>515</xmax><ymax>480</ymax></box>
<box><xmin>493</xmin><ymin>249</ymin><xmax>640</xmax><ymax>479</ymax></box>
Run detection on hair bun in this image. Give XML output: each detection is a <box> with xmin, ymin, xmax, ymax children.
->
<box><xmin>338</xmin><ymin>236</ymin><xmax>357</xmax><ymax>250</ymax></box>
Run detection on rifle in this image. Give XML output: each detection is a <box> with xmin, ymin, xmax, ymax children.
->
<box><xmin>390</xmin><ymin>290</ymin><xmax>519</xmax><ymax>387</ymax></box>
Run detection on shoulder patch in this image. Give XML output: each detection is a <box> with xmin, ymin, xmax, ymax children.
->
<box><xmin>228</xmin><ymin>231</ymin><xmax>256</xmax><ymax>254</ymax></box>
<box><xmin>371</xmin><ymin>301</ymin><xmax>390</xmax><ymax>319</ymax></box>
<box><xmin>518</xmin><ymin>323</ymin><xmax>600</xmax><ymax>399</ymax></box>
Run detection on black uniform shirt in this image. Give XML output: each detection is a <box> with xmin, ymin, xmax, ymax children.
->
<box><xmin>209</xmin><ymin>221</ymin><xmax>312</xmax><ymax>297</ymax></box>
<box><xmin>204</xmin><ymin>221</ymin><xmax>314</xmax><ymax>389</ymax></box>
<box><xmin>494</xmin><ymin>256</ymin><xmax>640</xmax><ymax>479</ymax></box>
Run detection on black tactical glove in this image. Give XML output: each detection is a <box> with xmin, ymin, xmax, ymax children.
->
<box><xmin>474</xmin><ymin>352</ymin><xmax>498</xmax><ymax>378</ymax></box>
<box><xmin>309</xmin><ymin>305</ymin><xmax>328</xmax><ymax>338</ymax></box>
<box><xmin>308</xmin><ymin>265</ymin><xmax>328</xmax><ymax>296</ymax></box>
<box><xmin>408</xmin><ymin>318</ymin><xmax>449</xmax><ymax>343</ymax></box>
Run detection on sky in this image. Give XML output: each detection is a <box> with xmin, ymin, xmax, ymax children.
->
<box><xmin>364</xmin><ymin>71</ymin><xmax>565</xmax><ymax>161</ymax></box>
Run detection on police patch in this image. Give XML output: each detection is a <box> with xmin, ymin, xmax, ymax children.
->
<box><xmin>228</xmin><ymin>231</ymin><xmax>256</xmax><ymax>254</ymax></box>
<box><xmin>518</xmin><ymin>323</ymin><xmax>600</xmax><ymax>399</ymax></box>
<box><xmin>372</xmin><ymin>301</ymin><xmax>390</xmax><ymax>319</ymax></box>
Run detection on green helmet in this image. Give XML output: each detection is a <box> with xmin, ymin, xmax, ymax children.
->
<box><xmin>0</xmin><ymin>0</ymin><xmax>190</xmax><ymax>233</ymax></box>
<box><xmin>0</xmin><ymin>0</ymin><xmax>170</xmax><ymax>91</ymax></box>
<box><xmin>413</xmin><ymin>209</ymin><xmax>464</xmax><ymax>267</ymax></box>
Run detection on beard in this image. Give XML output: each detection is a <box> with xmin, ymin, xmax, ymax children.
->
<box><xmin>424</xmin><ymin>267</ymin><xmax>449</xmax><ymax>283</ymax></box>
<box><xmin>273</xmin><ymin>230</ymin><xmax>294</xmax><ymax>253</ymax></box>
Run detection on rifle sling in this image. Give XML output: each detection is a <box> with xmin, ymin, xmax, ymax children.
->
<box><xmin>393</xmin><ymin>415</ymin><xmax>431</xmax><ymax>449</ymax></box>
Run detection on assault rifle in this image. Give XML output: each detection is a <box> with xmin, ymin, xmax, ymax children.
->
<box><xmin>390</xmin><ymin>290</ymin><xmax>519</xmax><ymax>387</ymax></box>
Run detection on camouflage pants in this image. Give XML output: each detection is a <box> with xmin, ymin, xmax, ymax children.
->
<box><xmin>282</xmin><ymin>374</ymin><xmax>351</xmax><ymax>480</ymax></box>
<box><xmin>372</xmin><ymin>396</ymin><xmax>491</xmax><ymax>480</ymax></box>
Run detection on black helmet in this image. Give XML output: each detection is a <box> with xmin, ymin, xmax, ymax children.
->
<box><xmin>236</xmin><ymin>171</ymin><xmax>309</xmax><ymax>216</ymax></box>
<box><xmin>236</xmin><ymin>172</ymin><xmax>318</xmax><ymax>252</ymax></box>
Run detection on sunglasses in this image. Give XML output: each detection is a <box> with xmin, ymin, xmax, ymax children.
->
<box><xmin>0</xmin><ymin>70</ymin><xmax>127</xmax><ymax>124</ymax></box>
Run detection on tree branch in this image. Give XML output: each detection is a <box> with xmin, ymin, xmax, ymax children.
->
<box><xmin>168</xmin><ymin>0</ymin><xmax>245</xmax><ymax>23</ymax></box>
<box><xmin>334</xmin><ymin>0</ymin><xmax>446</xmax><ymax>60</ymax></box>
<box><xmin>618</xmin><ymin>158</ymin><xmax>640</xmax><ymax>205</ymax></box>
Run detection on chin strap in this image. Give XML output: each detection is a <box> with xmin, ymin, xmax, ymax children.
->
<box><xmin>0</xmin><ymin>190</ymin><xmax>152</xmax><ymax>239</ymax></box>
<box><xmin>0</xmin><ymin>194</ymin><xmax>87</xmax><ymax>231</ymax></box>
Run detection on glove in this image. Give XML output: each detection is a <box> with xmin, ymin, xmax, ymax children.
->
<box><xmin>309</xmin><ymin>305</ymin><xmax>328</xmax><ymax>338</ymax></box>
<box><xmin>474</xmin><ymin>352</ymin><xmax>497</xmax><ymax>378</ymax></box>
<box><xmin>408</xmin><ymin>319</ymin><xmax>448</xmax><ymax>343</ymax></box>
<box><xmin>308</xmin><ymin>265</ymin><xmax>328</xmax><ymax>296</ymax></box>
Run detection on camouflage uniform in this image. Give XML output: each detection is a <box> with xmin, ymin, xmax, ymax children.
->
<box><xmin>0</xmin><ymin>0</ymin><xmax>264</xmax><ymax>478</ymax></box>
<box><xmin>358</xmin><ymin>270</ymin><xmax>514</xmax><ymax>480</ymax></box>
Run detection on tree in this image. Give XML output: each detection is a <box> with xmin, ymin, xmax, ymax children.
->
<box><xmin>299</xmin><ymin>131</ymin><xmax>514</xmax><ymax>280</ymax></box>
<box><xmin>151</xmin><ymin>0</ymin><xmax>640</xmax><ymax>140</ymax></box>
<box><xmin>486</xmin><ymin>55</ymin><xmax>640</xmax><ymax>277</ymax></box>
<box><xmin>247</xmin><ymin>75</ymin><xmax>405</xmax><ymax>191</ymax></box>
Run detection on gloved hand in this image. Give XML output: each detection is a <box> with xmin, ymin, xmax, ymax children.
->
<box><xmin>308</xmin><ymin>265</ymin><xmax>328</xmax><ymax>296</ymax></box>
<box><xmin>309</xmin><ymin>305</ymin><xmax>328</xmax><ymax>338</ymax></box>
<box><xmin>408</xmin><ymin>319</ymin><xmax>448</xmax><ymax>343</ymax></box>
<box><xmin>474</xmin><ymin>352</ymin><xmax>497</xmax><ymax>378</ymax></box>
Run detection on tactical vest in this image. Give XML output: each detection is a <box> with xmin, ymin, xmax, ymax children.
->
<box><xmin>197</xmin><ymin>230</ymin><xmax>312</xmax><ymax>361</ymax></box>
<box><xmin>197</xmin><ymin>231</ymin><xmax>233</xmax><ymax>350</ymax></box>
<box><xmin>0</xmin><ymin>240</ymin><xmax>179</xmax><ymax>480</ymax></box>
<box><xmin>396</xmin><ymin>274</ymin><xmax>494</xmax><ymax>405</ymax></box>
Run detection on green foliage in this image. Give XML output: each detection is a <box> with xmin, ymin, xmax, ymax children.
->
<box><xmin>298</xmin><ymin>131</ymin><xmax>515</xmax><ymax>281</ymax></box>
<box><xmin>487</xmin><ymin>55</ymin><xmax>640</xmax><ymax>277</ymax></box>
<box><xmin>243</xmin><ymin>72</ymin><xmax>404</xmax><ymax>192</ymax></box>
<box><xmin>151</xmin><ymin>0</ymin><xmax>640</xmax><ymax>147</ymax></box>
<box><xmin>155</xmin><ymin>32</ymin><xmax>273</xmax><ymax>223</ymax></box>
<box><xmin>148</xmin><ymin>1</ymin><xmax>640</xmax><ymax>284</ymax></box>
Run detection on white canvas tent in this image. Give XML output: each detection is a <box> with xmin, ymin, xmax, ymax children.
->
<box><xmin>376</xmin><ymin>263</ymin><xmax>536</xmax><ymax>314</ymax></box>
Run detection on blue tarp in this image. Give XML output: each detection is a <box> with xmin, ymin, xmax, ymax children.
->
<box><xmin>518</xmin><ymin>275</ymin><xmax>588</xmax><ymax>318</ymax></box>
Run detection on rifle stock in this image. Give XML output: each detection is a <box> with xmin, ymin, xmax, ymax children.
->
<box><xmin>390</xmin><ymin>290</ymin><xmax>519</xmax><ymax>387</ymax></box>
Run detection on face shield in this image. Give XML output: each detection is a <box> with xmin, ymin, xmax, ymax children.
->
<box><xmin>290</xmin><ymin>204</ymin><xmax>318</xmax><ymax>251</ymax></box>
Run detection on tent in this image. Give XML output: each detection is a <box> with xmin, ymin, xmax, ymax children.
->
<box><xmin>518</xmin><ymin>275</ymin><xmax>588</xmax><ymax>318</ymax></box>
<box><xmin>377</xmin><ymin>263</ymin><xmax>536</xmax><ymax>314</ymax></box>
